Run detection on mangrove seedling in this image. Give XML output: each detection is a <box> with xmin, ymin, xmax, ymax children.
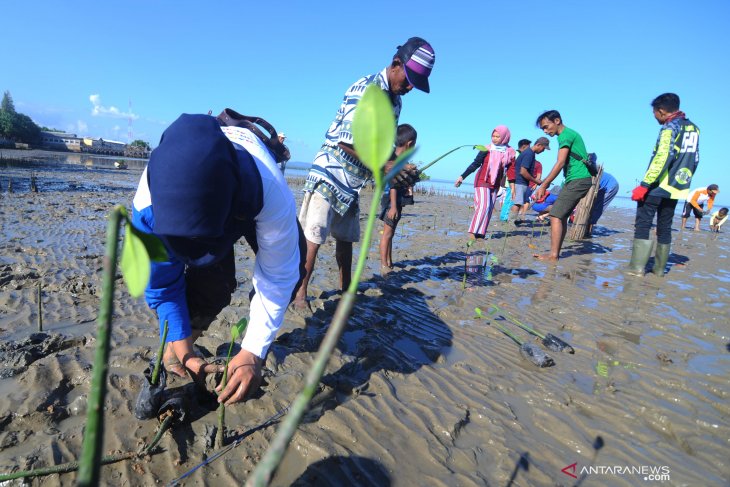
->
<box><xmin>216</xmin><ymin>318</ymin><xmax>248</xmax><ymax>449</ymax></box>
<box><xmin>37</xmin><ymin>281</ymin><xmax>42</xmax><ymax>332</ymax></box>
<box><xmin>418</xmin><ymin>144</ymin><xmax>488</xmax><ymax>174</ymax></box>
<box><xmin>475</xmin><ymin>307</ymin><xmax>555</xmax><ymax>367</ymax></box>
<box><xmin>487</xmin><ymin>304</ymin><xmax>575</xmax><ymax>353</ymax></box>
<box><xmin>500</xmin><ymin>222</ymin><xmax>510</xmax><ymax>256</ymax></box>
<box><xmin>151</xmin><ymin>321</ymin><xmax>169</xmax><ymax>386</ymax></box>
<box><xmin>462</xmin><ymin>239</ymin><xmax>474</xmax><ymax>289</ymax></box>
<box><xmin>78</xmin><ymin>206</ymin><xmax>167</xmax><ymax>486</ymax></box>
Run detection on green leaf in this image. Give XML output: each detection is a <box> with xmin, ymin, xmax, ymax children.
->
<box><xmin>466</xmin><ymin>240</ymin><xmax>474</xmax><ymax>248</ymax></box>
<box><xmin>231</xmin><ymin>318</ymin><xmax>248</xmax><ymax>340</ymax></box>
<box><xmin>121</xmin><ymin>220</ymin><xmax>151</xmax><ymax>297</ymax></box>
<box><xmin>128</xmin><ymin>225</ymin><xmax>168</xmax><ymax>262</ymax></box>
<box><xmin>474</xmin><ymin>307</ymin><xmax>483</xmax><ymax>318</ymax></box>
<box><xmin>352</xmin><ymin>84</ymin><xmax>395</xmax><ymax>176</ymax></box>
<box><xmin>474</xmin><ymin>144</ymin><xmax>489</xmax><ymax>152</ymax></box>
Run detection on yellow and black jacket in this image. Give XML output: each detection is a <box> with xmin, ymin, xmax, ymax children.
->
<box><xmin>641</xmin><ymin>116</ymin><xmax>700</xmax><ymax>200</ymax></box>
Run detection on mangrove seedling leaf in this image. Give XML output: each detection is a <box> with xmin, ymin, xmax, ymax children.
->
<box><xmin>231</xmin><ymin>318</ymin><xmax>248</xmax><ymax>341</ymax></box>
<box><xmin>466</xmin><ymin>239</ymin><xmax>474</xmax><ymax>248</ymax></box>
<box><xmin>121</xmin><ymin>220</ymin><xmax>151</xmax><ymax>298</ymax></box>
<box><xmin>474</xmin><ymin>307</ymin><xmax>483</xmax><ymax>319</ymax></box>
<box><xmin>128</xmin><ymin>224</ymin><xmax>168</xmax><ymax>262</ymax></box>
<box><xmin>352</xmin><ymin>84</ymin><xmax>395</xmax><ymax>178</ymax></box>
<box><xmin>474</xmin><ymin>144</ymin><xmax>489</xmax><ymax>152</ymax></box>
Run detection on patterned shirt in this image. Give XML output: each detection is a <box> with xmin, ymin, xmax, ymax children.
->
<box><xmin>304</xmin><ymin>68</ymin><xmax>402</xmax><ymax>215</ymax></box>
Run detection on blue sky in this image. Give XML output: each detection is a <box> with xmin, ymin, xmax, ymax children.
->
<box><xmin>2</xmin><ymin>0</ymin><xmax>729</xmax><ymax>202</ymax></box>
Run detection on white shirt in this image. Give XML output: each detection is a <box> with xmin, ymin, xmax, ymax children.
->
<box><xmin>221</xmin><ymin>126</ymin><xmax>301</xmax><ymax>357</ymax></box>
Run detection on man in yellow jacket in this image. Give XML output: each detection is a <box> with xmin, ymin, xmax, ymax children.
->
<box><xmin>628</xmin><ymin>93</ymin><xmax>700</xmax><ymax>276</ymax></box>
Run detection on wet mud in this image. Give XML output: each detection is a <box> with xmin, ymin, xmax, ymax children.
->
<box><xmin>0</xmin><ymin>157</ymin><xmax>728</xmax><ymax>485</ymax></box>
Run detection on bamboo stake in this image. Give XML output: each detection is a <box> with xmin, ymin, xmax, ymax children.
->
<box><xmin>568</xmin><ymin>165</ymin><xmax>603</xmax><ymax>240</ymax></box>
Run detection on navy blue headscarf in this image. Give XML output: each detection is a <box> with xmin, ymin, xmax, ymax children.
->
<box><xmin>148</xmin><ymin>114</ymin><xmax>259</xmax><ymax>266</ymax></box>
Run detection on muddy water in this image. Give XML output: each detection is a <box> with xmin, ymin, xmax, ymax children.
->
<box><xmin>0</xmin><ymin>159</ymin><xmax>728</xmax><ymax>486</ymax></box>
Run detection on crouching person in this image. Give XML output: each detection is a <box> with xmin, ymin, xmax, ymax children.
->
<box><xmin>132</xmin><ymin>113</ymin><xmax>305</xmax><ymax>405</ymax></box>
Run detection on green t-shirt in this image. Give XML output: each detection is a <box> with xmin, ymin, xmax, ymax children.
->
<box><xmin>558</xmin><ymin>126</ymin><xmax>591</xmax><ymax>182</ymax></box>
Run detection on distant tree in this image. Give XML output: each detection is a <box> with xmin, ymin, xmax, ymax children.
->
<box><xmin>13</xmin><ymin>113</ymin><xmax>40</xmax><ymax>143</ymax></box>
<box><xmin>40</xmin><ymin>126</ymin><xmax>64</xmax><ymax>132</ymax></box>
<box><xmin>130</xmin><ymin>139</ymin><xmax>150</xmax><ymax>149</ymax></box>
<box><xmin>0</xmin><ymin>110</ymin><xmax>13</xmax><ymax>139</ymax></box>
<box><xmin>1</xmin><ymin>91</ymin><xmax>16</xmax><ymax>114</ymax></box>
<box><xmin>0</xmin><ymin>91</ymin><xmax>41</xmax><ymax>143</ymax></box>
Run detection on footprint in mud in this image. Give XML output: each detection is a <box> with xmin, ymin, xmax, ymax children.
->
<box><xmin>0</xmin><ymin>333</ymin><xmax>86</xmax><ymax>374</ymax></box>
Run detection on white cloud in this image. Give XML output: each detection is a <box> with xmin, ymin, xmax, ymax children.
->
<box><xmin>76</xmin><ymin>120</ymin><xmax>88</xmax><ymax>133</ymax></box>
<box><xmin>89</xmin><ymin>94</ymin><xmax>138</xmax><ymax>120</ymax></box>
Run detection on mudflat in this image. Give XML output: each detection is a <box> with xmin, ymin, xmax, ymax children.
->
<box><xmin>0</xmin><ymin>159</ymin><xmax>728</xmax><ymax>485</ymax></box>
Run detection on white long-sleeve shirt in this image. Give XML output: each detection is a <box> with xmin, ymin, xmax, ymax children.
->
<box><xmin>132</xmin><ymin>126</ymin><xmax>300</xmax><ymax>358</ymax></box>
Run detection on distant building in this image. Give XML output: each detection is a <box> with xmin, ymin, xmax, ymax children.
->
<box><xmin>81</xmin><ymin>137</ymin><xmax>126</xmax><ymax>155</ymax></box>
<box><xmin>124</xmin><ymin>144</ymin><xmax>151</xmax><ymax>158</ymax></box>
<box><xmin>40</xmin><ymin>131</ymin><xmax>82</xmax><ymax>152</ymax></box>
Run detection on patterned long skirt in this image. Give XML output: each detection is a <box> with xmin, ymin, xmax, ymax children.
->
<box><xmin>468</xmin><ymin>186</ymin><xmax>497</xmax><ymax>237</ymax></box>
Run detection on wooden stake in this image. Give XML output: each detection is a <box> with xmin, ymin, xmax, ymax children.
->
<box><xmin>37</xmin><ymin>281</ymin><xmax>42</xmax><ymax>332</ymax></box>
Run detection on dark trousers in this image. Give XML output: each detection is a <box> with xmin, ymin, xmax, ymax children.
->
<box><xmin>185</xmin><ymin>221</ymin><xmax>308</xmax><ymax>331</ymax></box>
<box><xmin>634</xmin><ymin>196</ymin><xmax>678</xmax><ymax>244</ymax></box>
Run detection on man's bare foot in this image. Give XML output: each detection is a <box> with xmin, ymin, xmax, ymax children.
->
<box><xmin>533</xmin><ymin>253</ymin><xmax>559</xmax><ymax>262</ymax></box>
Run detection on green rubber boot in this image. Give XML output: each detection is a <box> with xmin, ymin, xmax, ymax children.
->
<box><xmin>651</xmin><ymin>243</ymin><xmax>671</xmax><ymax>276</ymax></box>
<box><xmin>626</xmin><ymin>239</ymin><xmax>653</xmax><ymax>276</ymax></box>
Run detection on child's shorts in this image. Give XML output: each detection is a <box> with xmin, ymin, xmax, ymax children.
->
<box><xmin>379</xmin><ymin>194</ymin><xmax>402</xmax><ymax>228</ymax></box>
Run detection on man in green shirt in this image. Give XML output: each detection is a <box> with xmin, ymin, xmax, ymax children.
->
<box><xmin>532</xmin><ymin>110</ymin><xmax>593</xmax><ymax>261</ymax></box>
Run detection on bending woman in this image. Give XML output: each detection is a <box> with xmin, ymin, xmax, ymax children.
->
<box><xmin>455</xmin><ymin>125</ymin><xmax>515</xmax><ymax>239</ymax></box>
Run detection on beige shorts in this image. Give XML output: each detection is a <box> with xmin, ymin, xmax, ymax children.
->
<box><xmin>299</xmin><ymin>192</ymin><xmax>360</xmax><ymax>244</ymax></box>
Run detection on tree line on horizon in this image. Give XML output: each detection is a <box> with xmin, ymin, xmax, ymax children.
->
<box><xmin>0</xmin><ymin>90</ymin><xmax>151</xmax><ymax>150</ymax></box>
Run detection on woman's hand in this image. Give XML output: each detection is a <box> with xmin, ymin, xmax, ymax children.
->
<box><xmin>455</xmin><ymin>176</ymin><xmax>463</xmax><ymax>188</ymax></box>
<box><xmin>216</xmin><ymin>349</ymin><xmax>263</xmax><ymax>405</ymax></box>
